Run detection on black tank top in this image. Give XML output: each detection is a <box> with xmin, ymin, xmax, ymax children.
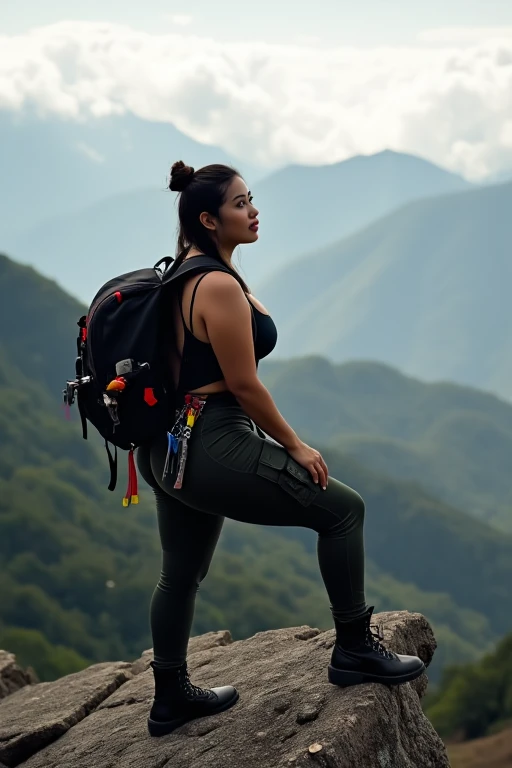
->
<box><xmin>176</xmin><ymin>271</ymin><xmax>278</xmax><ymax>394</ymax></box>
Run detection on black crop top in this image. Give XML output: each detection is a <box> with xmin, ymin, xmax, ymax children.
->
<box><xmin>176</xmin><ymin>272</ymin><xmax>278</xmax><ymax>394</ymax></box>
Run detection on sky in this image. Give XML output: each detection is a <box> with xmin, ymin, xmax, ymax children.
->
<box><xmin>4</xmin><ymin>0</ymin><xmax>512</xmax><ymax>45</ymax></box>
<box><xmin>2</xmin><ymin>0</ymin><xmax>512</xmax><ymax>178</ymax></box>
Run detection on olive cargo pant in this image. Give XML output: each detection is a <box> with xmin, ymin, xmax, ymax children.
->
<box><xmin>137</xmin><ymin>391</ymin><xmax>367</xmax><ymax>666</ymax></box>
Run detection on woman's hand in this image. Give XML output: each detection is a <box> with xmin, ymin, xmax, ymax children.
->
<box><xmin>287</xmin><ymin>441</ymin><xmax>329</xmax><ymax>490</ymax></box>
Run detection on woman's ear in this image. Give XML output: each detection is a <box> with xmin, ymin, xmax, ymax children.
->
<box><xmin>199</xmin><ymin>211</ymin><xmax>217</xmax><ymax>231</ymax></box>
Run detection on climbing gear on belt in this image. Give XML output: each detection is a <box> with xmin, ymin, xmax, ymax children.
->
<box><xmin>162</xmin><ymin>394</ymin><xmax>207</xmax><ymax>488</ymax></box>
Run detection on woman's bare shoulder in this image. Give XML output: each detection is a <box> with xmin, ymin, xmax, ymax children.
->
<box><xmin>198</xmin><ymin>270</ymin><xmax>245</xmax><ymax>299</ymax></box>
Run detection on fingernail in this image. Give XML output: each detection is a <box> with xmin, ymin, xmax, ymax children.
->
<box><xmin>322</xmin><ymin>486</ymin><xmax>326</xmax><ymax>491</ymax></box>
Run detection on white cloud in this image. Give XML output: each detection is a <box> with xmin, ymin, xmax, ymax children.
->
<box><xmin>501</xmin><ymin>121</ymin><xmax>512</xmax><ymax>148</ymax></box>
<box><xmin>418</xmin><ymin>27</ymin><xmax>512</xmax><ymax>44</ymax></box>
<box><xmin>164</xmin><ymin>14</ymin><xmax>193</xmax><ymax>27</ymax></box>
<box><xmin>295</xmin><ymin>35</ymin><xmax>321</xmax><ymax>46</ymax></box>
<box><xmin>1</xmin><ymin>21</ymin><xmax>512</xmax><ymax>180</ymax></box>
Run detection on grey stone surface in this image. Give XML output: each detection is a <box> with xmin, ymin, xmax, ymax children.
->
<box><xmin>0</xmin><ymin>651</ymin><xmax>38</xmax><ymax>701</ymax></box>
<box><xmin>0</xmin><ymin>614</ymin><xmax>449</xmax><ymax>768</ymax></box>
<box><xmin>0</xmin><ymin>661</ymin><xmax>133</xmax><ymax>767</ymax></box>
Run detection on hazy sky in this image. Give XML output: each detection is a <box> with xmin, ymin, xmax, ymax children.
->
<box><xmin>2</xmin><ymin>1</ymin><xmax>512</xmax><ymax>178</ymax></box>
<box><xmin>3</xmin><ymin>0</ymin><xmax>512</xmax><ymax>44</ymax></box>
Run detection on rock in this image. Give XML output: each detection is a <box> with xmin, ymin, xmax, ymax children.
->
<box><xmin>129</xmin><ymin>649</ymin><xmax>153</xmax><ymax>677</ymax></box>
<box><xmin>0</xmin><ymin>662</ymin><xmax>134</xmax><ymax>767</ymax></box>
<box><xmin>0</xmin><ymin>651</ymin><xmax>38</xmax><ymax>700</ymax></box>
<box><xmin>0</xmin><ymin>614</ymin><xmax>450</xmax><ymax>768</ymax></box>
<box><xmin>129</xmin><ymin>629</ymin><xmax>235</xmax><ymax>678</ymax></box>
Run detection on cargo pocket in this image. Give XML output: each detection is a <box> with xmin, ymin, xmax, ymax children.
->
<box><xmin>256</xmin><ymin>441</ymin><xmax>319</xmax><ymax>507</ymax></box>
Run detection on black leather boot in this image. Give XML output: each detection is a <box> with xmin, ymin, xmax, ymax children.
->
<box><xmin>328</xmin><ymin>606</ymin><xmax>426</xmax><ymax>687</ymax></box>
<box><xmin>148</xmin><ymin>660</ymin><xmax>240</xmax><ymax>736</ymax></box>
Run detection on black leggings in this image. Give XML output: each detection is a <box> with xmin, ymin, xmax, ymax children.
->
<box><xmin>136</xmin><ymin>391</ymin><xmax>367</xmax><ymax>667</ymax></box>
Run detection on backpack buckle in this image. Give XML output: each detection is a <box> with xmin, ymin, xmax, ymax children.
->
<box><xmin>62</xmin><ymin>375</ymin><xmax>92</xmax><ymax>406</ymax></box>
<box><xmin>114</xmin><ymin>359</ymin><xmax>150</xmax><ymax>377</ymax></box>
<box><xmin>63</xmin><ymin>380</ymin><xmax>77</xmax><ymax>406</ymax></box>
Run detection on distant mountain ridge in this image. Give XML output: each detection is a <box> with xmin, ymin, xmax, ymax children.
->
<box><xmin>0</xmin><ymin>110</ymin><xmax>262</xmax><ymax>240</ymax></box>
<box><xmin>3</xmin><ymin>147</ymin><xmax>473</xmax><ymax>303</ymax></box>
<box><xmin>4</xmin><ymin>188</ymin><xmax>176</xmax><ymax>303</ymax></box>
<box><xmin>258</xmin><ymin>178</ymin><xmax>512</xmax><ymax>401</ymax></box>
<box><xmin>243</xmin><ymin>148</ymin><xmax>473</xmax><ymax>286</ymax></box>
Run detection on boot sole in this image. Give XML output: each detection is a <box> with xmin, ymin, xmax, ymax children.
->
<box><xmin>327</xmin><ymin>661</ymin><xmax>426</xmax><ymax>688</ymax></box>
<box><xmin>147</xmin><ymin>689</ymin><xmax>240</xmax><ymax>737</ymax></box>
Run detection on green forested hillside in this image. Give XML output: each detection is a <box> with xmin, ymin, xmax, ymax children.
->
<box><xmin>0</xmin><ymin>389</ymin><xmax>496</xmax><ymax>684</ymax></box>
<box><xmin>0</xmin><ymin>253</ymin><xmax>82</xmax><ymax>396</ymax></box>
<box><xmin>0</xmin><ymin>252</ymin><xmax>509</xmax><ymax>688</ymax></box>
<box><xmin>259</xmin><ymin>357</ymin><xmax>512</xmax><ymax>532</ymax></box>
<box><xmin>425</xmin><ymin>630</ymin><xmax>512</xmax><ymax>741</ymax></box>
<box><xmin>317</xmin><ymin>447</ymin><xmax>511</xmax><ymax>638</ymax></box>
<box><xmin>257</xmin><ymin>179</ymin><xmax>512</xmax><ymax>402</ymax></box>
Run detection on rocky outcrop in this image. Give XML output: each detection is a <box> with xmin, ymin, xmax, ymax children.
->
<box><xmin>0</xmin><ymin>611</ymin><xmax>450</xmax><ymax>768</ymax></box>
<box><xmin>0</xmin><ymin>651</ymin><xmax>38</xmax><ymax>701</ymax></box>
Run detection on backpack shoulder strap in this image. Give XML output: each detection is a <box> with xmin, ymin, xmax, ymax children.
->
<box><xmin>164</xmin><ymin>255</ymin><xmax>235</xmax><ymax>285</ymax></box>
<box><xmin>188</xmin><ymin>272</ymin><xmax>210</xmax><ymax>334</ymax></box>
<box><xmin>164</xmin><ymin>255</ymin><xmax>257</xmax><ymax>341</ymax></box>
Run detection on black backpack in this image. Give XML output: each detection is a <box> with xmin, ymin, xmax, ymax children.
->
<box><xmin>62</xmin><ymin>254</ymin><xmax>236</xmax><ymax>504</ymax></box>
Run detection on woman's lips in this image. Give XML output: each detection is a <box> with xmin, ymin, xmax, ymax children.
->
<box><xmin>249</xmin><ymin>221</ymin><xmax>259</xmax><ymax>231</ymax></box>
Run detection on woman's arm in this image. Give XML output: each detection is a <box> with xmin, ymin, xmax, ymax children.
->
<box><xmin>199</xmin><ymin>271</ymin><xmax>301</xmax><ymax>450</ymax></box>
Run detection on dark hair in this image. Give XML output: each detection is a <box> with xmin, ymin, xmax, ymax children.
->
<box><xmin>168</xmin><ymin>161</ymin><xmax>249</xmax><ymax>292</ymax></box>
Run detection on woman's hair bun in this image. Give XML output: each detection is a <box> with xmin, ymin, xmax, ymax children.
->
<box><xmin>169</xmin><ymin>160</ymin><xmax>195</xmax><ymax>191</ymax></box>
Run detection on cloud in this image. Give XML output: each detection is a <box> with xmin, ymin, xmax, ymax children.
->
<box><xmin>418</xmin><ymin>27</ymin><xmax>512</xmax><ymax>44</ymax></box>
<box><xmin>295</xmin><ymin>35</ymin><xmax>321</xmax><ymax>46</ymax></box>
<box><xmin>1</xmin><ymin>21</ymin><xmax>512</xmax><ymax>180</ymax></box>
<box><xmin>164</xmin><ymin>14</ymin><xmax>193</xmax><ymax>26</ymax></box>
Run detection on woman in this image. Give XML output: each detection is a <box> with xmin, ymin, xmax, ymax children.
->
<box><xmin>137</xmin><ymin>161</ymin><xmax>425</xmax><ymax>737</ymax></box>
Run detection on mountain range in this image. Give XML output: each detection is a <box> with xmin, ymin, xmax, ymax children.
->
<box><xmin>3</xmin><ymin>111</ymin><xmax>511</xmax><ymax>402</ymax></box>
<box><xmin>0</xmin><ymin>109</ymin><xmax>261</xmax><ymax>241</ymax></box>
<box><xmin>259</xmin><ymin>356</ymin><xmax>512</xmax><ymax>533</ymax></box>
<box><xmin>2</xmin><ymin>251</ymin><xmax>512</xmax><ymax>687</ymax></box>
<box><xmin>2</xmin><ymin>107</ymin><xmax>512</xmax><ymax>754</ymax></box>
<box><xmin>3</xmin><ymin>118</ymin><xmax>473</xmax><ymax>304</ymax></box>
<box><xmin>258</xmin><ymin>178</ymin><xmax>512</xmax><ymax>401</ymax></box>
<box><xmin>242</xmin><ymin>149</ymin><xmax>472</xmax><ymax>286</ymax></box>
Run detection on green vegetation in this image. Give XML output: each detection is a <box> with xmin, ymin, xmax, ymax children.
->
<box><xmin>0</xmin><ymin>251</ymin><xmax>510</xmax><ymax>700</ymax></box>
<box><xmin>0</xmin><ymin>627</ymin><xmax>89</xmax><ymax>681</ymax></box>
<box><xmin>425</xmin><ymin>632</ymin><xmax>512</xmax><ymax>741</ymax></box>
<box><xmin>260</xmin><ymin>356</ymin><xmax>512</xmax><ymax>533</ymax></box>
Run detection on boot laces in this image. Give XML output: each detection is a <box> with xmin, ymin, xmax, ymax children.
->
<box><xmin>367</xmin><ymin>621</ymin><xmax>397</xmax><ymax>660</ymax></box>
<box><xmin>179</xmin><ymin>664</ymin><xmax>217</xmax><ymax>700</ymax></box>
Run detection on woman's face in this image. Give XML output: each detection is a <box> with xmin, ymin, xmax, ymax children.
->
<box><xmin>208</xmin><ymin>175</ymin><xmax>260</xmax><ymax>248</ymax></box>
